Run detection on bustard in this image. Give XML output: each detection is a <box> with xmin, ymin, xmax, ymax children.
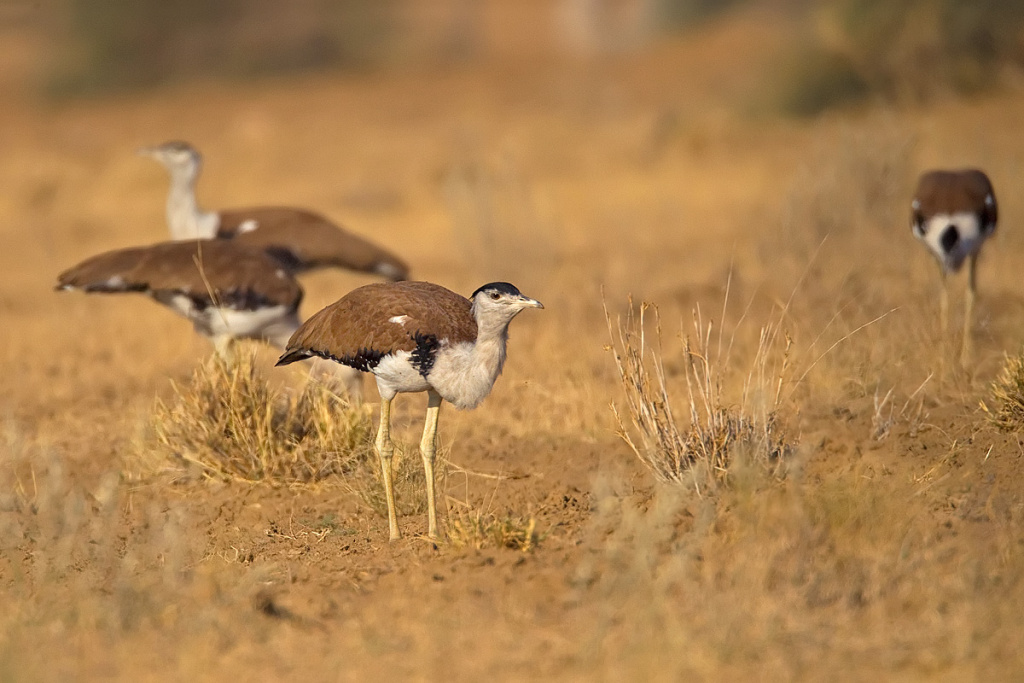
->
<box><xmin>138</xmin><ymin>140</ymin><xmax>409</xmax><ymax>280</ymax></box>
<box><xmin>911</xmin><ymin>169</ymin><xmax>998</xmax><ymax>364</ymax></box>
<box><xmin>276</xmin><ymin>280</ymin><xmax>543</xmax><ymax>540</ymax></box>
<box><xmin>57</xmin><ymin>240</ymin><xmax>305</xmax><ymax>355</ymax></box>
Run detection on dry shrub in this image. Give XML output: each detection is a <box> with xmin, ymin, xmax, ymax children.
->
<box><xmin>981</xmin><ymin>348</ymin><xmax>1024</xmax><ymax>431</ymax></box>
<box><xmin>607</xmin><ymin>295</ymin><xmax>793</xmax><ymax>494</ymax></box>
<box><xmin>143</xmin><ymin>352</ymin><xmax>374</xmax><ymax>485</ymax></box>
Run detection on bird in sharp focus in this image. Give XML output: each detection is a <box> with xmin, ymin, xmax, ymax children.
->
<box><xmin>275</xmin><ymin>280</ymin><xmax>544</xmax><ymax>541</ymax></box>
<box><xmin>138</xmin><ymin>140</ymin><xmax>409</xmax><ymax>280</ymax></box>
<box><xmin>911</xmin><ymin>168</ymin><xmax>997</xmax><ymax>365</ymax></box>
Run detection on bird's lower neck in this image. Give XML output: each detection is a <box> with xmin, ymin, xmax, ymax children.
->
<box><xmin>469</xmin><ymin>323</ymin><xmax>510</xmax><ymax>378</ymax></box>
<box><xmin>426</xmin><ymin>322</ymin><xmax>511</xmax><ymax>410</ymax></box>
<box><xmin>167</xmin><ymin>179</ymin><xmax>217</xmax><ymax>240</ymax></box>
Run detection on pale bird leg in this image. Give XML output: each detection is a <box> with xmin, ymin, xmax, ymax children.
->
<box><xmin>419</xmin><ymin>390</ymin><xmax>442</xmax><ymax>540</ymax></box>
<box><xmin>938</xmin><ymin>270</ymin><xmax>949</xmax><ymax>341</ymax></box>
<box><xmin>937</xmin><ymin>269</ymin><xmax>950</xmax><ymax>381</ymax></box>
<box><xmin>212</xmin><ymin>334</ymin><xmax>234</xmax><ymax>363</ymax></box>
<box><xmin>962</xmin><ymin>253</ymin><xmax>978</xmax><ymax>367</ymax></box>
<box><xmin>375</xmin><ymin>398</ymin><xmax>401</xmax><ymax>540</ymax></box>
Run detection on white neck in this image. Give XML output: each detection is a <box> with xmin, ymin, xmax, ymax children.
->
<box><xmin>166</xmin><ymin>169</ymin><xmax>219</xmax><ymax>240</ymax></box>
<box><xmin>470</xmin><ymin>322</ymin><xmax>510</xmax><ymax>383</ymax></box>
<box><xmin>431</xmin><ymin>316</ymin><xmax>511</xmax><ymax>410</ymax></box>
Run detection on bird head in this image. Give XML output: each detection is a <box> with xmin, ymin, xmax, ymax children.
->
<box><xmin>470</xmin><ymin>282</ymin><xmax>544</xmax><ymax>326</ymax></box>
<box><xmin>138</xmin><ymin>140</ymin><xmax>203</xmax><ymax>183</ymax></box>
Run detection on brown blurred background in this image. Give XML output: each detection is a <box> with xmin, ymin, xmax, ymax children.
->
<box><xmin>3</xmin><ymin>0</ymin><xmax>1023</xmax><ymax>113</ymax></box>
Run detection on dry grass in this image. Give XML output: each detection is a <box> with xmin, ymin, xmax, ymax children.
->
<box><xmin>981</xmin><ymin>347</ymin><xmax>1024</xmax><ymax>431</ymax></box>
<box><xmin>607</xmin><ymin>295</ymin><xmax>793</xmax><ymax>495</ymax></box>
<box><xmin>446</xmin><ymin>508</ymin><xmax>538</xmax><ymax>551</ymax></box>
<box><xmin>0</xmin><ymin>423</ymin><xmax>307</xmax><ymax>681</ymax></box>
<box><xmin>143</xmin><ymin>350</ymin><xmax>374</xmax><ymax>484</ymax></box>
<box><xmin>571</xmin><ymin>463</ymin><xmax>1024</xmax><ymax>679</ymax></box>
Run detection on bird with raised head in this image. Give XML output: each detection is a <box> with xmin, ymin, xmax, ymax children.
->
<box><xmin>138</xmin><ymin>140</ymin><xmax>409</xmax><ymax>281</ymax></box>
<box><xmin>276</xmin><ymin>280</ymin><xmax>543</xmax><ymax>540</ymax></box>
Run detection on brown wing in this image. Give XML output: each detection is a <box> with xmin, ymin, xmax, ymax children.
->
<box><xmin>217</xmin><ymin>207</ymin><xmax>409</xmax><ymax>280</ymax></box>
<box><xmin>277</xmin><ymin>281</ymin><xmax>476</xmax><ymax>370</ymax></box>
<box><xmin>56</xmin><ymin>240</ymin><xmax>302</xmax><ymax>311</ymax></box>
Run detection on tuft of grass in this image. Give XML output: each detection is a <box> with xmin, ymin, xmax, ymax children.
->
<box><xmin>143</xmin><ymin>352</ymin><xmax>374</xmax><ymax>485</ymax></box>
<box><xmin>607</xmin><ymin>296</ymin><xmax>793</xmax><ymax>495</ymax></box>
<box><xmin>446</xmin><ymin>508</ymin><xmax>538</xmax><ymax>552</ymax></box>
<box><xmin>981</xmin><ymin>348</ymin><xmax>1024</xmax><ymax>431</ymax></box>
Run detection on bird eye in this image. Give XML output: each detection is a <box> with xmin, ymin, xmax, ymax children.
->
<box><xmin>489</xmin><ymin>292</ymin><xmax>501</xmax><ymax>300</ymax></box>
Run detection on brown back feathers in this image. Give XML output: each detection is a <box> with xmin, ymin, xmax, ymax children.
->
<box><xmin>277</xmin><ymin>281</ymin><xmax>476</xmax><ymax>369</ymax></box>
<box><xmin>57</xmin><ymin>240</ymin><xmax>302</xmax><ymax>311</ymax></box>
<box><xmin>913</xmin><ymin>169</ymin><xmax>997</xmax><ymax>231</ymax></box>
<box><xmin>217</xmin><ymin>207</ymin><xmax>409</xmax><ymax>280</ymax></box>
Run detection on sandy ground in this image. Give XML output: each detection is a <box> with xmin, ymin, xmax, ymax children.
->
<box><xmin>4</xmin><ymin>11</ymin><xmax>1024</xmax><ymax>681</ymax></box>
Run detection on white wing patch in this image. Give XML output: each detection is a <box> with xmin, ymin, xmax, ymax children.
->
<box><xmin>389</xmin><ymin>315</ymin><xmax>410</xmax><ymax>326</ymax></box>
<box><xmin>237</xmin><ymin>219</ymin><xmax>259</xmax><ymax>234</ymax></box>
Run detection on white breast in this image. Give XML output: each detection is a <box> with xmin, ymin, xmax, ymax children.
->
<box><xmin>373</xmin><ymin>351</ymin><xmax>431</xmax><ymax>399</ymax></box>
<box><xmin>163</xmin><ymin>294</ymin><xmax>296</xmax><ymax>345</ymax></box>
<box><xmin>204</xmin><ymin>304</ymin><xmax>297</xmax><ymax>340</ymax></box>
<box><xmin>427</xmin><ymin>338</ymin><xmax>506</xmax><ymax>410</ymax></box>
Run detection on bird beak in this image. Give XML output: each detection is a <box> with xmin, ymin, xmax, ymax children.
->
<box><xmin>520</xmin><ymin>296</ymin><xmax>544</xmax><ymax>310</ymax></box>
<box><xmin>137</xmin><ymin>146</ymin><xmax>158</xmax><ymax>158</ymax></box>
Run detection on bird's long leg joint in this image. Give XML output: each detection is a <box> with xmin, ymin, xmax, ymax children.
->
<box><xmin>419</xmin><ymin>390</ymin><xmax>443</xmax><ymax>540</ymax></box>
<box><xmin>375</xmin><ymin>397</ymin><xmax>401</xmax><ymax>541</ymax></box>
